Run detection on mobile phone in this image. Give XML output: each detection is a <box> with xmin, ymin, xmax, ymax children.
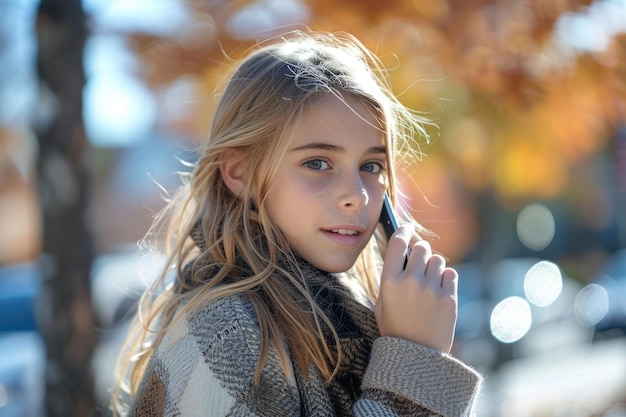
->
<box><xmin>379</xmin><ymin>193</ymin><xmax>409</xmax><ymax>268</ymax></box>
<box><xmin>379</xmin><ymin>193</ymin><xmax>398</xmax><ymax>241</ymax></box>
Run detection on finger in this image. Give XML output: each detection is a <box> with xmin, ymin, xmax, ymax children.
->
<box><xmin>384</xmin><ymin>224</ymin><xmax>415</xmax><ymax>276</ymax></box>
<box><xmin>424</xmin><ymin>254</ymin><xmax>446</xmax><ymax>286</ymax></box>
<box><xmin>441</xmin><ymin>267</ymin><xmax>458</xmax><ymax>296</ymax></box>
<box><xmin>404</xmin><ymin>240</ymin><xmax>432</xmax><ymax>277</ymax></box>
<box><xmin>406</xmin><ymin>231</ymin><xmax>424</xmax><ymax>250</ymax></box>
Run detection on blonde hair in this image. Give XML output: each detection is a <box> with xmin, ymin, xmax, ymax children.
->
<box><xmin>111</xmin><ymin>30</ymin><xmax>431</xmax><ymax>415</ymax></box>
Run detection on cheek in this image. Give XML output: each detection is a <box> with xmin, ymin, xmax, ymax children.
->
<box><xmin>365</xmin><ymin>177</ymin><xmax>386</xmax><ymax>199</ymax></box>
<box><xmin>265</xmin><ymin>180</ymin><xmax>312</xmax><ymax>225</ymax></box>
<box><xmin>366</xmin><ymin>181</ymin><xmax>386</xmax><ymax>217</ymax></box>
<box><xmin>286</xmin><ymin>175</ymin><xmax>338</xmax><ymax>199</ymax></box>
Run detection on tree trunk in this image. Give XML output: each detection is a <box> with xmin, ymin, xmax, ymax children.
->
<box><xmin>35</xmin><ymin>0</ymin><xmax>97</xmax><ymax>416</ymax></box>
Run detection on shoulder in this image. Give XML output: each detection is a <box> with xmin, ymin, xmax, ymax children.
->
<box><xmin>187</xmin><ymin>294</ymin><xmax>260</xmax><ymax>338</ymax></box>
<box><xmin>138</xmin><ymin>295</ymin><xmax>260</xmax><ymax>404</ymax></box>
<box><xmin>171</xmin><ymin>293</ymin><xmax>263</xmax><ymax>367</ymax></box>
<box><xmin>141</xmin><ymin>294</ymin><xmax>261</xmax><ymax>376</ymax></box>
<box><xmin>135</xmin><ymin>294</ymin><xmax>301</xmax><ymax>416</ymax></box>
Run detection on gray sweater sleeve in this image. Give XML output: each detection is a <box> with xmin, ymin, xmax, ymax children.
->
<box><xmin>357</xmin><ymin>337</ymin><xmax>483</xmax><ymax>417</ymax></box>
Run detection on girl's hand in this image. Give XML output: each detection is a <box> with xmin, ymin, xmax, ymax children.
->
<box><xmin>374</xmin><ymin>224</ymin><xmax>458</xmax><ymax>354</ymax></box>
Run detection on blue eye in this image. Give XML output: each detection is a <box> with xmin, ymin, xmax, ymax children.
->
<box><xmin>361</xmin><ymin>161</ymin><xmax>383</xmax><ymax>174</ymax></box>
<box><xmin>303</xmin><ymin>159</ymin><xmax>329</xmax><ymax>171</ymax></box>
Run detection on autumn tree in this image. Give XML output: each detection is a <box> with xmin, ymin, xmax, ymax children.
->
<box><xmin>118</xmin><ymin>0</ymin><xmax>625</xmax><ymax>263</ymax></box>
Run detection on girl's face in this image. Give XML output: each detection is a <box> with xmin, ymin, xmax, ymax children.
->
<box><xmin>265</xmin><ymin>94</ymin><xmax>387</xmax><ymax>273</ymax></box>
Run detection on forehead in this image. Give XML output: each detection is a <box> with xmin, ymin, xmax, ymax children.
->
<box><xmin>286</xmin><ymin>94</ymin><xmax>386</xmax><ymax>151</ymax></box>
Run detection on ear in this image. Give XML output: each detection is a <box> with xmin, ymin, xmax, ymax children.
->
<box><xmin>219</xmin><ymin>149</ymin><xmax>248</xmax><ymax>197</ymax></box>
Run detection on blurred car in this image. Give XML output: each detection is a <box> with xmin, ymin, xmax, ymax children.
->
<box><xmin>0</xmin><ymin>262</ymin><xmax>45</xmax><ymax>417</ymax></box>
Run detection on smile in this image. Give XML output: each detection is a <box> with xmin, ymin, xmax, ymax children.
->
<box><xmin>331</xmin><ymin>229</ymin><xmax>359</xmax><ymax>235</ymax></box>
<box><xmin>322</xmin><ymin>227</ymin><xmax>365</xmax><ymax>247</ymax></box>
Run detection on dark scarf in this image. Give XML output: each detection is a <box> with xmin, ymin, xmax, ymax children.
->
<box><xmin>297</xmin><ymin>259</ymin><xmax>380</xmax><ymax>416</ymax></box>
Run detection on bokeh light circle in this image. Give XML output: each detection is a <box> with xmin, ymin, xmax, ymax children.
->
<box><xmin>574</xmin><ymin>284</ymin><xmax>609</xmax><ymax>327</ymax></box>
<box><xmin>524</xmin><ymin>260</ymin><xmax>563</xmax><ymax>307</ymax></box>
<box><xmin>490</xmin><ymin>296</ymin><xmax>532</xmax><ymax>343</ymax></box>
<box><xmin>516</xmin><ymin>204</ymin><xmax>555</xmax><ymax>251</ymax></box>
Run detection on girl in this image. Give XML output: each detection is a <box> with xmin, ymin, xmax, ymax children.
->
<box><xmin>112</xmin><ymin>30</ymin><xmax>482</xmax><ymax>416</ymax></box>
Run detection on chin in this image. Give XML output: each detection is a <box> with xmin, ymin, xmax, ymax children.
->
<box><xmin>294</xmin><ymin>246</ymin><xmax>361</xmax><ymax>274</ymax></box>
<box><xmin>313</xmin><ymin>258</ymin><xmax>357</xmax><ymax>274</ymax></box>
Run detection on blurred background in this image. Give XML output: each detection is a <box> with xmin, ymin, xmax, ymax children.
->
<box><xmin>0</xmin><ymin>0</ymin><xmax>625</xmax><ymax>416</ymax></box>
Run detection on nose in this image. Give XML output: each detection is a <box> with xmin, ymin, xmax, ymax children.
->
<box><xmin>337</xmin><ymin>173</ymin><xmax>369</xmax><ymax>210</ymax></box>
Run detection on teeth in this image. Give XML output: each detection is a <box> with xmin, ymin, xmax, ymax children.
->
<box><xmin>332</xmin><ymin>229</ymin><xmax>358</xmax><ymax>235</ymax></box>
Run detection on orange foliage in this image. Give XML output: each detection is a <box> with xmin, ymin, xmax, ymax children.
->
<box><xmin>401</xmin><ymin>158</ymin><xmax>479</xmax><ymax>264</ymax></box>
<box><xmin>118</xmin><ymin>0</ymin><xmax>624</xmax><ymax>259</ymax></box>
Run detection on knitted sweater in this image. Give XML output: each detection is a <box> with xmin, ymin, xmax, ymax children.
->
<box><xmin>127</xmin><ymin>258</ymin><xmax>482</xmax><ymax>417</ymax></box>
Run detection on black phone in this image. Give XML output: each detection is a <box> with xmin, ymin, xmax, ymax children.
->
<box><xmin>379</xmin><ymin>193</ymin><xmax>398</xmax><ymax>241</ymax></box>
<box><xmin>379</xmin><ymin>193</ymin><xmax>409</xmax><ymax>268</ymax></box>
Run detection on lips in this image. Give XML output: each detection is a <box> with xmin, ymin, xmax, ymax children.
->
<box><xmin>323</xmin><ymin>224</ymin><xmax>366</xmax><ymax>235</ymax></box>
<box><xmin>330</xmin><ymin>229</ymin><xmax>359</xmax><ymax>236</ymax></box>
<box><xmin>322</xmin><ymin>225</ymin><xmax>366</xmax><ymax>246</ymax></box>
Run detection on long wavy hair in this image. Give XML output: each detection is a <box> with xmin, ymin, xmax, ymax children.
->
<box><xmin>111</xmin><ymin>30</ymin><xmax>431</xmax><ymax>415</ymax></box>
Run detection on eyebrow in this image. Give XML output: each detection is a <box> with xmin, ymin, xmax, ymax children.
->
<box><xmin>290</xmin><ymin>142</ymin><xmax>387</xmax><ymax>155</ymax></box>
